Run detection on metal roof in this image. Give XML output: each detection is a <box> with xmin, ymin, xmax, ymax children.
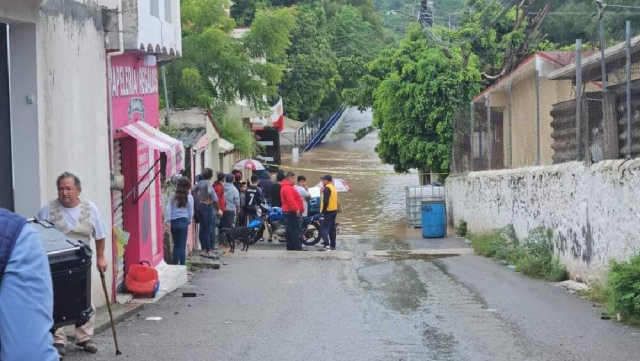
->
<box><xmin>170</xmin><ymin>128</ymin><xmax>206</xmax><ymax>149</ymax></box>
<box><xmin>548</xmin><ymin>35</ymin><xmax>640</xmax><ymax>81</ymax></box>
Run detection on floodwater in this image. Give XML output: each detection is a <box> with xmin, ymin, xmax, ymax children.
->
<box><xmin>281</xmin><ymin>108</ymin><xmax>421</xmax><ymax>238</ymax></box>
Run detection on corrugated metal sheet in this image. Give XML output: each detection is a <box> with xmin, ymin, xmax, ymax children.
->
<box><xmin>172</xmin><ymin>128</ymin><xmax>206</xmax><ymax>149</ymax></box>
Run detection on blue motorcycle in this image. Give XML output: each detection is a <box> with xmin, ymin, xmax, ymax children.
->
<box><xmin>247</xmin><ymin>202</ymin><xmax>322</xmax><ymax>246</ymax></box>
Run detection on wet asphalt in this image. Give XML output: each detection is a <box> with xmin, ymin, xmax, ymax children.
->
<box><xmin>64</xmin><ymin>235</ymin><xmax>640</xmax><ymax>361</ymax></box>
<box><xmin>65</xmin><ymin>109</ymin><xmax>640</xmax><ymax>360</ymax></box>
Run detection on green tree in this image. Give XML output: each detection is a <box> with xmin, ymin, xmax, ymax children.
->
<box><xmin>279</xmin><ymin>2</ymin><xmax>341</xmax><ymax>120</ymax></box>
<box><xmin>347</xmin><ymin>24</ymin><xmax>482</xmax><ymax>174</ymax></box>
<box><xmin>164</xmin><ymin>0</ymin><xmax>295</xmax><ymax>110</ymax></box>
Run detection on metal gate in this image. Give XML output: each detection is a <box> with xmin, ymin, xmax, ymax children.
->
<box><xmin>112</xmin><ymin>140</ymin><xmax>126</xmax><ymax>293</ymax></box>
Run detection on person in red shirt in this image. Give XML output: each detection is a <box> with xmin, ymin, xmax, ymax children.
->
<box><xmin>280</xmin><ymin>171</ymin><xmax>307</xmax><ymax>251</ymax></box>
<box><xmin>213</xmin><ymin>172</ymin><xmax>227</xmax><ymax>249</ymax></box>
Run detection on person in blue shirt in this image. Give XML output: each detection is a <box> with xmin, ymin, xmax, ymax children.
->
<box><xmin>164</xmin><ymin>176</ymin><xmax>194</xmax><ymax>265</ymax></box>
<box><xmin>0</xmin><ymin>208</ymin><xmax>59</xmax><ymax>361</ymax></box>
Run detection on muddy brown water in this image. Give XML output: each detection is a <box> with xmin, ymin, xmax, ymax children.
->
<box><xmin>281</xmin><ymin>108</ymin><xmax>422</xmax><ymax>239</ymax></box>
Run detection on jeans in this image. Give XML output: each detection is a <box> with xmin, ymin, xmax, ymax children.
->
<box><xmin>198</xmin><ymin>203</ymin><xmax>214</xmax><ymax>252</ymax></box>
<box><xmin>170</xmin><ymin>217</ymin><xmax>189</xmax><ymax>265</ymax></box>
<box><xmin>321</xmin><ymin>211</ymin><xmax>337</xmax><ymax>249</ymax></box>
<box><xmin>283</xmin><ymin>212</ymin><xmax>302</xmax><ymax>250</ymax></box>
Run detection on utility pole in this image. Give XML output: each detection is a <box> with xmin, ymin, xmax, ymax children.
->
<box><xmin>419</xmin><ymin>0</ymin><xmax>434</xmax><ymax>28</ymax></box>
<box><xmin>597</xmin><ymin>0</ymin><xmax>607</xmax><ymax>91</ymax></box>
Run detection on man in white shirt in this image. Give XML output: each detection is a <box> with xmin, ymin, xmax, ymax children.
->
<box><xmin>38</xmin><ymin>172</ymin><xmax>108</xmax><ymax>357</ymax></box>
<box><xmin>295</xmin><ymin>175</ymin><xmax>311</xmax><ymax>217</ymax></box>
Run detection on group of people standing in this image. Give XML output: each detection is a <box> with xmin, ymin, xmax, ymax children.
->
<box><xmin>163</xmin><ymin>168</ymin><xmax>242</xmax><ymax>262</ymax></box>
<box><xmin>164</xmin><ymin>168</ymin><xmax>341</xmax><ymax>260</ymax></box>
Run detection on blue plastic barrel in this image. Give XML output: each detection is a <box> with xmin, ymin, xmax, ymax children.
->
<box><xmin>421</xmin><ymin>201</ymin><xmax>446</xmax><ymax>238</ymax></box>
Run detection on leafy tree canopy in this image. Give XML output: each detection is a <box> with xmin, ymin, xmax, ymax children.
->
<box><xmin>164</xmin><ymin>0</ymin><xmax>295</xmax><ymax>111</ymax></box>
<box><xmin>350</xmin><ymin>24</ymin><xmax>482</xmax><ymax>173</ymax></box>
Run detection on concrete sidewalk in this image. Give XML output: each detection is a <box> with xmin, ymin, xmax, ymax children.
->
<box><xmin>65</xmin><ymin>303</ymin><xmax>143</xmax><ymax>340</ymax></box>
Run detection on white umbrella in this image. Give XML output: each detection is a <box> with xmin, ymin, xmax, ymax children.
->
<box><xmin>233</xmin><ymin>158</ymin><xmax>265</xmax><ymax>171</ymax></box>
<box><xmin>315</xmin><ymin>178</ymin><xmax>351</xmax><ymax>192</ymax></box>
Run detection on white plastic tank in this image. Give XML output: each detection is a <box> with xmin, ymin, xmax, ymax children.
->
<box><xmin>406</xmin><ymin>185</ymin><xmax>445</xmax><ymax>228</ymax></box>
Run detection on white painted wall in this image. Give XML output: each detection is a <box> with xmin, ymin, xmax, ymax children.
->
<box><xmin>445</xmin><ymin>159</ymin><xmax>640</xmax><ymax>283</ymax></box>
<box><xmin>134</xmin><ymin>0</ymin><xmax>181</xmax><ymax>55</ymax></box>
<box><xmin>0</xmin><ymin>0</ymin><xmax>39</xmax><ymax>23</ymax></box>
<box><xmin>35</xmin><ymin>0</ymin><xmax>113</xmax><ymax>306</ymax></box>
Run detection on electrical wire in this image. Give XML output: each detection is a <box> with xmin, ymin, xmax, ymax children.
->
<box><xmin>422</xmin><ymin>0</ymin><xmax>519</xmax><ymax>47</ymax></box>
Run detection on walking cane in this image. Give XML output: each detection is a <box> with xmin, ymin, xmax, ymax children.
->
<box><xmin>99</xmin><ymin>271</ymin><xmax>122</xmax><ymax>355</ymax></box>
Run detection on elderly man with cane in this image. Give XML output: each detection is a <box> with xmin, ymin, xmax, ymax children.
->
<box><xmin>38</xmin><ymin>172</ymin><xmax>109</xmax><ymax>357</ymax></box>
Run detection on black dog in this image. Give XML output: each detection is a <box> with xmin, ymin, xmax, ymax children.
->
<box><xmin>220</xmin><ymin>227</ymin><xmax>252</xmax><ymax>252</ymax></box>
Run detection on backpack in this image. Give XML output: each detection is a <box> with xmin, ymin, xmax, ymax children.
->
<box><xmin>191</xmin><ymin>182</ymin><xmax>202</xmax><ymax>223</ymax></box>
<box><xmin>0</xmin><ymin>208</ymin><xmax>27</xmax><ymax>286</ymax></box>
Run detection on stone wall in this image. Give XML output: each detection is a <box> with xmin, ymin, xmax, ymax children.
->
<box><xmin>445</xmin><ymin>159</ymin><xmax>640</xmax><ymax>282</ymax></box>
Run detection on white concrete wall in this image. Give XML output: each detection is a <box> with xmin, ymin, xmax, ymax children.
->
<box><xmin>0</xmin><ymin>0</ymin><xmax>39</xmax><ymax>22</ymax></box>
<box><xmin>445</xmin><ymin>159</ymin><xmax>640</xmax><ymax>282</ymax></box>
<box><xmin>35</xmin><ymin>0</ymin><xmax>113</xmax><ymax>306</ymax></box>
<box><xmin>134</xmin><ymin>0</ymin><xmax>181</xmax><ymax>55</ymax></box>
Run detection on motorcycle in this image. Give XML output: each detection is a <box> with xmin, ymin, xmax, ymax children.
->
<box><xmin>247</xmin><ymin>202</ymin><xmax>322</xmax><ymax>246</ymax></box>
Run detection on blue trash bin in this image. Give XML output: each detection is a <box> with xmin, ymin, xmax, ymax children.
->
<box><xmin>421</xmin><ymin>201</ymin><xmax>446</xmax><ymax>238</ymax></box>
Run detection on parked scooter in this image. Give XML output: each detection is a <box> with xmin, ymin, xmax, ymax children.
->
<box><xmin>247</xmin><ymin>202</ymin><xmax>322</xmax><ymax>246</ymax></box>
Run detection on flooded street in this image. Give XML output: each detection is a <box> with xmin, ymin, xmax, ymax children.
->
<box><xmin>282</xmin><ymin>108</ymin><xmax>420</xmax><ymax>238</ymax></box>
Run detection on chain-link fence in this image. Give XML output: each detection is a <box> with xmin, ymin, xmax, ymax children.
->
<box><xmin>452</xmin><ymin>21</ymin><xmax>640</xmax><ymax>174</ymax></box>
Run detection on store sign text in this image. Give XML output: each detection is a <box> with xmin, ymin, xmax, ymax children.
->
<box><xmin>111</xmin><ymin>66</ymin><xmax>159</xmax><ymax>98</ymax></box>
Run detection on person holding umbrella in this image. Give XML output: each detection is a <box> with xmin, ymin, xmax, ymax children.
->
<box><xmin>319</xmin><ymin>175</ymin><xmax>339</xmax><ymax>252</ymax></box>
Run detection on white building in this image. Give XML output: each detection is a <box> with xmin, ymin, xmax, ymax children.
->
<box><xmin>0</xmin><ymin>0</ymin><xmax>182</xmax><ymax>307</ymax></box>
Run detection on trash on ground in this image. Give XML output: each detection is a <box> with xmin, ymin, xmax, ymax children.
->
<box><xmin>146</xmin><ymin>317</ymin><xmax>162</xmax><ymax>321</ymax></box>
<box><xmin>507</xmin><ymin>265</ymin><xmax>517</xmax><ymax>270</ymax></box>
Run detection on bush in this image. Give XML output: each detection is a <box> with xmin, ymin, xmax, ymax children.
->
<box><xmin>606</xmin><ymin>254</ymin><xmax>640</xmax><ymax>323</ymax></box>
<box><xmin>456</xmin><ymin>220</ymin><xmax>468</xmax><ymax>237</ymax></box>
<box><xmin>469</xmin><ymin>231</ymin><xmax>507</xmax><ymax>258</ymax></box>
<box><xmin>470</xmin><ymin>226</ymin><xmax>568</xmax><ymax>282</ymax></box>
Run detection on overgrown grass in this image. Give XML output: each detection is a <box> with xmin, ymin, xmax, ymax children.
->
<box><xmin>605</xmin><ymin>254</ymin><xmax>640</xmax><ymax>324</ymax></box>
<box><xmin>456</xmin><ymin>220</ymin><xmax>467</xmax><ymax>237</ymax></box>
<box><xmin>469</xmin><ymin>225</ymin><xmax>568</xmax><ymax>282</ymax></box>
<box><xmin>217</xmin><ymin>115</ymin><xmax>256</xmax><ymax>155</ymax></box>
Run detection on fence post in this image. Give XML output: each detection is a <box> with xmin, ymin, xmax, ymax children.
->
<box><xmin>470</xmin><ymin>101</ymin><xmax>475</xmax><ymax>171</ymax></box>
<box><xmin>478</xmin><ymin>102</ymin><xmax>483</xmax><ymax>171</ymax></box>
<box><xmin>535</xmin><ymin>68</ymin><xmax>541</xmax><ymax>165</ymax></box>
<box><xmin>486</xmin><ymin>93</ymin><xmax>491</xmax><ymax>170</ymax></box>
<box><xmin>508</xmin><ymin>81</ymin><xmax>513</xmax><ymax>168</ymax></box>
<box><xmin>576</xmin><ymin>39</ymin><xmax>583</xmax><ymax>161</ymax></box>
<box><xmin>626</xmin><ymin>20</ymin><xmax>633</xmax><ymax>159</ymax></box>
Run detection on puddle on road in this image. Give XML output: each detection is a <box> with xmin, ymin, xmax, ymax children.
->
<box><xmin>356</xmin><ymin>260</ymin><xmax>427</xmax><ymax>314</ymax></box>
<box><xmin>421</xmin><ymin>323</ymin><xmax>459</xmax><ymax>360</ymax></box>
<box><xmin>378</xmin><ymin>251</ymin><xmax>459</xmax><ymax>262</ymax></box>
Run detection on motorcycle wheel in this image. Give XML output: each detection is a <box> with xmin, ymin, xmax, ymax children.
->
<box><xmin>302</xmin><ymin>221</ymin><xmax>321</xmax><ymax>246</ymax></box>
<box><xmin>248</xmin><ymin>223</ymin><xmax>265</xmax><ymax>245</ymax></box>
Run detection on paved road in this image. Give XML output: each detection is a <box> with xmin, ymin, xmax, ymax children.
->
<box><xmin>65</xmin><ymin>236</ymin><xmax>640</xmax><ymax>361</ymax></box>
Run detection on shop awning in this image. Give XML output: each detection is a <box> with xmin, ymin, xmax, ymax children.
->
<box><xmin>219</xmin><ymin>138</ymin><xmax>235</xmax><ymax>153</ymax></box>
<box><xmin>120</xmin><ymin>121</ymin><xmax>184</xmax><ymax>177</ymax></box>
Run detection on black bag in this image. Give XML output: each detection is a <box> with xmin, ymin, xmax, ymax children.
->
<box><xmin>31</xmin><ymin>218</ymin><xmax>94</xmax><ymax>329</ymax></box>
<box><xmin>191</xmin><ymin>184</ymin><xmax>201</xmax><ymax>223</ymax></box>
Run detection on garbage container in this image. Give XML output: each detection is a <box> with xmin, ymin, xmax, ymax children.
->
<box><xmin>421</xmin><ymin>201</ymin><xmax>446</xmax><ymax>238</ymax></box>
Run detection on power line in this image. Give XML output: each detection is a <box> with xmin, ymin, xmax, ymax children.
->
<box><xmin>423</xmin><ymin>0</ymin><xmax>519</xmax><ymax>47</ymax></box>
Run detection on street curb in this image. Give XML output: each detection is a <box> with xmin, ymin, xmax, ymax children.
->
<box><xmin>66</xmin><ymin>303</ymin><xmax>144</xmax><ymax>341</ymax></box>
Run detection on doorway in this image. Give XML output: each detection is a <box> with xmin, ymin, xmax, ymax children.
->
<box><xmin>0</xmin><ymin>24</ymin><xmax>13</xmax><ymax>211</ymax></box>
